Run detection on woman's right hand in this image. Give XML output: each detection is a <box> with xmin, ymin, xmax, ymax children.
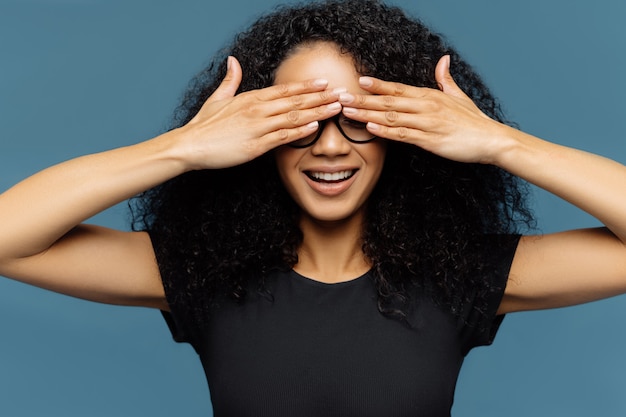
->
<box><xmin>0</xmin><ymin>56</ymin><xmax>343</xmax><ymax>308</ymax></box>
<box><xmin>175</xmin><ymin>56</ymin><xmax>344</xmax><ymax>170</ymax></box>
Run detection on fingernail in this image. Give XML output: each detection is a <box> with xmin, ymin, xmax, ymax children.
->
<box><xmin>227</xmin><ymin>56</ymin><xmax>232</xmax><ymax>71</ymax></box>
<box><xmin>313</xmin><ymin>79</ymin><xmax>328</xmax><ymax>88</ymax></box>
<box><xmin>342</xmin><ymin>107</ymin><xmax>357</xmax><ymax>115</ymax></box>
<box><xmin>367</xmin><ymin>122</ymin><xmax>380</xmax><ymax>131</ymax></box>
<box><xmin>306</xmin><ymin>121</ymin><xmax>319</xmax><ymax>130</ymax></box>
<box><xmin>359</xmin><ymin>77</ymin><xmax>373</xmax><ymax>87</ymax></box>
<box><xmin>332</xmin><ymin>87</ymin><xmax>348</xmax><ymax>95</ymax></box>
<box><xmin>327</xmin><ymin>102</ymin><xmax>342</xmax><ymax>111</ymax></box>
<box><xmin>338</xmin><ymin>93</ymin><xmax>355</xmax><ymax>103</ymax></box>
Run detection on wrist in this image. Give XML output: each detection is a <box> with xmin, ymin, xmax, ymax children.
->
<box><xmin>487</xmin><ymin>124</ymin><xmax>532</xmax><ymax>168</ymax></box>
<box><xmin>488</xmin><ymin>124</ymin><xmax>556</xmax><ymax>183</ymax></box>
<box><xmin>149</xmin><ymin>127</ymin><xmax>200</xmax><ymax>173</ymax></box>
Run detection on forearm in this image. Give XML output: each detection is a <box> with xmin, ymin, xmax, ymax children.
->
<box><xmin>494</xmin><ymin>125</ymin><xmax>626</xmax><ymax>242</ymax></box>
<box><xmin>0</xmin><ymin>63</ymin><xmax>342</xmax><ymax>264</ymax></box>
<box><xmin>0</xmin><ymin>129</ymin><xmax>187</xmax><ymax>261</ymax></box>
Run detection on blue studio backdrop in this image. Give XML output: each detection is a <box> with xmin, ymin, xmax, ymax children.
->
<box><xmin>1</xmin><ymin>0</ymin><xmax>625</xmax><ymax>416</ymax></box>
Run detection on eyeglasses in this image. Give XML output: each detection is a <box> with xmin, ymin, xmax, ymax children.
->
<box><xmin>288</xmin><ymin>114</ymin><xmax>377</xmax><ymax>148</ymax></box>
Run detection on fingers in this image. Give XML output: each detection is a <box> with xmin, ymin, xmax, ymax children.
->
<box><xmin>338</xmin><ymin>87</ymin><xmax>443</xmax><ymax>132</ymax></box>
<box><xmin>234</xmin><ymin>81</ymin><xmax>344</xmax><ymax>134</ymax></box>
<box><xmin>338</xmin><ymin>77</ymin><xmax>434</xmax><ymax>114</ymax></box>
<box><xmin>339</xmin><ymin>91</ymin><xmax>437</xmax><ymax>114</ymax></box>
<box><xmin>349</xmin><ymin>55</ymin><xmax>467</xmax><ymax>105</ymax></box>
<box><xmin>434</xmin><ymin>55</ymin><xmax>467</xmax><ymax>99</ymax></box>
<box><xmin>434</xmin><ymin>55</ymin><xmax>450</xmax><ymax>92</ymax></box>
<box><xmin>364</xmin><ymin>121</ymin><xmax>434</xmax><ymax>145</ymax></box>
<box><xmin>243</xmin><ymin>80</ymin><xmax>343</xmax><ymax>122</ymax></box>
<box><xmin>208</xmin><ymin>56</ymin><xmax>243</xmax><ymax>102</ymax></box>
<box><xmin>341</xmin><ymin>105</ymin><xmax>433</xmax><ymax>138</ymax></box>
<box><xmin>260</xmin><ymin>77</ymin><xmax>330</xmax><ymax>101</ymax></box>
<box><xmin>265</xmin><ymin>87</ymin><xmax>344</xmax><ymax>116</ymax></box>
<box><xmin>334</xmin><ymin>56</ymin><xmax>476</xmax><ymax>146</ymax></box>
<box><xmin>262</xmin><ymin>101</ymin><xmax>342</xmax><ymax>146</ymax></box>
<box><xmin>335</xmin><ymin>75</ymin><xmax>445</xmax><ymax>145</ymax></box>
<box><xmin>246</xmin><ymin>84</ymin><xmax>344</xmax><ymax>149</ymax></box>
<box><xmin>356</xmin><ymin>76</ymin><xmax>416</xmax><ymax>97</ymax></box>
<box><xmin>261</xmin><ymin>120</ymin><xmax>320</xmax><ymax>146</ymax></box>
<box><xmin>208</xmin><ymin>56</ymin><xmax>333</xmax><ymax>108</ymax></box>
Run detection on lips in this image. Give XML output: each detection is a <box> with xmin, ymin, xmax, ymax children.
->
<box><xmin>305</xmin><ymin>169</ymin><xmax>356</xmax><ymax>183</ymax></box>
<box><xmin>302</xmin><ymin>168</ymin><xmax>358</xmax><ymax>196</ymax></box>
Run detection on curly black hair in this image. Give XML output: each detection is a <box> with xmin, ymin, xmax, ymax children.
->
<box><xmin>131</xmin><ymin>0</ymin><xmax>533</xmax><ymax>324</ymax></box>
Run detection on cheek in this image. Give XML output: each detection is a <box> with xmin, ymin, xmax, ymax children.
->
<box><xmin>274</xmin><ymin>148</ymin><xmax>300</xmax><ymax>188</ymax></box>
<box><xmin>274</xmin><ymin>147</ymin><xmax>289</xmax><ymax>168</ymax></box>
<box><xmin>366</xmin><ymin>142</ymin><xmax>388</xmax><ymax>173</ymax></box>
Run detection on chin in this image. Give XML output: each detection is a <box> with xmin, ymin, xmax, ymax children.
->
<box><xmin>300</xmin><ymin>204</ymin><xmax>365</xmax><ymax>225</ymax></box>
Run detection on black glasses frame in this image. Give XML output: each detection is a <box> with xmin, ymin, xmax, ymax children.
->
<box><xmin>288</xmin><ymin>114</ymin><xmax>378</xmax><ymax>148</ymax></box>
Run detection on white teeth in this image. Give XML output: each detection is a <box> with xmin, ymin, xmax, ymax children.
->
<box><xmin>310</xmin><ymin>170</ymin><xmax>354</xmax><ymax>181</ymax></box>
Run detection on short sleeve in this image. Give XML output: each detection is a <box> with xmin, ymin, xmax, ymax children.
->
<box><xmin>458</xmin><ymin>234</ymin><xmax>521</xmax><ymax>355</ymax></box>
<box><xmin>147</xmin><ymin>231</ymin><xmax>199</xmax><ymax>348</ymax></box>
<box><xmin>161</xmin><ymin>309</ymin><xmax>193</xmax><ymax>344</ymax></box>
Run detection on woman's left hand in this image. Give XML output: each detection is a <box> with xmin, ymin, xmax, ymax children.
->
<box><xmin>338</xmin><ymin>55</ymin><xmax>511</xmax><ymax>165</ymax></box>
<box><xmin>339</xmin><ymin>59</ymin><xmax>626</xmax><ymax>315</ymax></box>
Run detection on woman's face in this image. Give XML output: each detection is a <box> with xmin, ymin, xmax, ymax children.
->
<box><xmin>274</xmin><ymin>42</ymin><xmax>387</xmax><ymax>223</ymax></box>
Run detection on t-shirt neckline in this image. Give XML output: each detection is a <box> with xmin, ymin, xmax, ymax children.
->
<box><xmin>288</xmin><ymin>268</ymin><xmax>372</xmax><ymax>288</ymax></box>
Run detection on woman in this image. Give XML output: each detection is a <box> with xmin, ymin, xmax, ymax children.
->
<box><xmin>0</xmin><ymin>0</ymin><xmax>625</xmax><ymax>416</ymax></box>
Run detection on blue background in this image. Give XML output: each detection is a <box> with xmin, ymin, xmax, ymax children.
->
<box><xmin>1</xmin><ymin>0</ymin><xmax>625</xmax><ymax>416</ymax></box>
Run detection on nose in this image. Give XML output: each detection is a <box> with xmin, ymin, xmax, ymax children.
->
<box><xmin>310</xmin><ymin>120</ymin><xmax>352</xmax><ymax>157</ymax></box>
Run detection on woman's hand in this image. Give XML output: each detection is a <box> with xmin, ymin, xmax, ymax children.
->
<box><xmin>175</xmin><ymin>56</ymin><xmax>343</xmax><ymax>170</ymax></box>
<box><xmin>335</xmin><ymin>59</ymin><xmax>626</xmax><ymax>315</ymax></box>
<box><xmin>338</xmin><ymin>55</ymin><xmax>511</xmax><ymax>165</ymax></box>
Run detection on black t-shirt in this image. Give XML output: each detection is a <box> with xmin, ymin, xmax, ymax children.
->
<box><xmin>160</xmin><ymin>236</ymin><xmax>520</xmax><ymax>417</ymax></box>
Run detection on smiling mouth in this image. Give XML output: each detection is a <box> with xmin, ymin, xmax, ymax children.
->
<box><xmin>305</xmin><ymin>169</ymin><xmax>357</xmax><ymax>183</ymax></box>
